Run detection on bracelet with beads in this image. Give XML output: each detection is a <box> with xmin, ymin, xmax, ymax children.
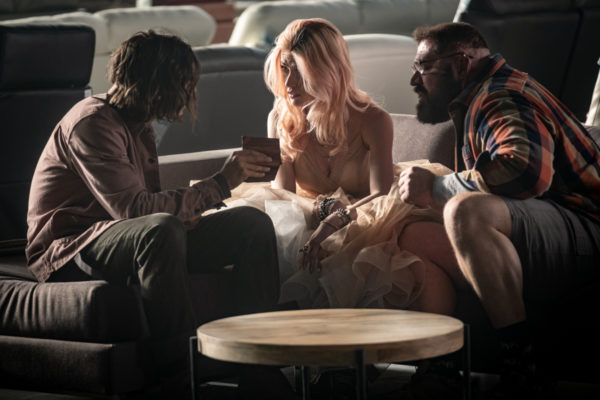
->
<box><xmin>335</xmin><ymin>208</ymin><xmax>351</xmax><ymax>225</ymax></box>
<box><xmin>319</xmin><ymin>197</ymin><xmax>336</xmax><ymax>220</ymax></box>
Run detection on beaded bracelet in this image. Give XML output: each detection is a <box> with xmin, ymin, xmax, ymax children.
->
<box><xmin>335</xmin><ymin>208</ymin><xmax>352</xmax><ymax>225</ymax></box>
<box><xmin>319</xmin><ymin>197</ymin><xmax>336</xmax><ymax>220</ymax></box>
<box><xmin>322</xmin><ymin>208</ymin><xmax>351</xmax><ymax>230</ymax></box>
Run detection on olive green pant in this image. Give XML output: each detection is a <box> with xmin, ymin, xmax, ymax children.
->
<box><xmin>50</xmin><ymin>206</ymin><xmax>280</xmax><ymax>376</ymax></box>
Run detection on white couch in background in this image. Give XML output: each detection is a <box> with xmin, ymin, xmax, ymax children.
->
<box><xmin>587</xmin><ymin>60</ymin><xmax>600</xmax><ymax>127</ymax></box>
<box><xmin>346</xmin><ymin>33</ymin><xmax>417</xmax><ymax>114</ymax></box>
<box><xmin>229</xmin><ymin>0</ymin><xmax>459</xmax><ymax>48</ymax></box>
<box><xmin>0</xmin><ymin>5</ymin><xmax>216</xmax><ymax>93</ymax></box>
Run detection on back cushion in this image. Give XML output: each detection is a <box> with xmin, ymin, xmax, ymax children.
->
<box><xmin>229</xmin><ymin>0</ymin><xmax>361</xmax><ymax>47</ymax></box>
<box><xmin>454</xmin><ymin>0</ymin><xmax>579</xmax><ymax>105</ymax></box>
<box><xmin>346</xmin><ymin>33</ymin><xmax>417</xmax><ymax>114</ymax></box>
<box><xmin>96</xmin><ymin>5</ymin><xmax>216</xmax><ymax>51</ymax></box>
<box><xmin>157</xmin><ymin>45</ymin><xmax>273</xmax><ymax>155</ymax></box>
<box><xmin>0</xmin><ymin>25</ymin><xmax>94</xmax><ymax>248</ymax></box>
<box><xmin>391</xmin><ymin>113</ymin><xmax>455</xmax><ymax>170</ymax></box>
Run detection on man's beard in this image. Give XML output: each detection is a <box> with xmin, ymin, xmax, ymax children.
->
<box><xmin>415</xmin><ymin>78</ymin><xmax>462</xmax><ymax>124</ymax></box>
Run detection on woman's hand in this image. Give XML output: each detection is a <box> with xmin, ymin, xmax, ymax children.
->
<box><xmin>299</xmin><ymin>222</ymin><xmax>336</xmax><ymax>272</ymax></box>
<box><xmin>299</xmin><ymin>208</ymin><xmax>352</xmax><ymax>272</ymax></box>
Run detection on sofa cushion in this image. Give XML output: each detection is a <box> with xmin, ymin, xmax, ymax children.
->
<box><xmin>159</xmin><ymin>148</ymin><xmax>231</xmax><ymax>190</ymax></box>
<box><xmin>13</xmin><ymin>0</ymin><xmax>79</xmax><ymax>13</ymax></box>
<box><xmin>587</xmin><ymin>124</ymin><xmax>600</xmax><ymax>143</ymax></box>
<box><xmin>357</xmin><ymin>0</ymin><xmax>459</xmax><ymax>35</ymax></box>
<box><xmin>0</xmin><ymin>277</ymin><xmax>146</xmax><ymax>342</ymax></box>
<box><xmin>357</xmin><ymin>0</ymin><xmax>428</xmax><ymax>35</ymax></box>
<box><xmin>0</xmin><ymin>25</ymin><xmax>94</xmax><ymax>243</ymax></box>
<box><xmin>455</xmin><ymin>0</ymin><xmax>572</xmax><ymax>15</ymax></box>
<box><xmin>157</xmin><ymin>45</ymin><xmax>273</xmax><ymax>154</ymax></box>
<box><xmin>0</xmin><ymin>255</ymin><xmax>31</xmax><ymax>278</ymax></box>
<box><xmin>391</xmin><ymin>114</ymin><xmax>455</xmax><ymax>169</ymax></box>
<box><xmin>563</xmin><ymin>5</ymin><xmax>600</xmax><ymax>122</ymax></box>
<box><xmin>0</xmin><ymin>0</ymin><xmax>11</xmax><ymax>13</ymax></box>
<box><xmin>0</xmin><ymin>336</ymin><xmax>146</xmax><ymax>394</ymax></box>
<box><xmin>454</xmin><ymin>0</ymin><xmax>586</xmax><ymax>118</ymax></box>
<box><xmin>96</xmin><ymin>5</ymin><xmax>216</xmax><ymax>51</ymax></box>
<box><xmin>229</xmin><ymin>0</ymin><xmax>361</xmax><ymax>48</ymax></box>
<box><xmin>0</xmin><ymin>24</ymin><xmax>94</xmax><ymax>90</ymax></box>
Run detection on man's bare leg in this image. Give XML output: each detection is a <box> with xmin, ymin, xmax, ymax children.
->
<box><xmin>443</xmin><ymin>192</ymin><xmax>525</xmax><ymax>329</ymax></box>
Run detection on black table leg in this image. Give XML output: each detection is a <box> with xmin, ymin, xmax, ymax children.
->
<box><xmin>355</xmin><ymin>349</ymin><xmax>367</xmax><ymax>400</ymax></box>
<box><xmin>301</xmin><ymin>365</ymin><xmax>312</xmax><ymax>400</ymax></box>
<box><xmin>189</xmin><ymin>336</ymin><xmax>198</xmax><ymax>400</ymax></box>
<box><xmin>462</xmin><ymin>324</ymin><xmax>471</xmax><ymax>400</ymax></box>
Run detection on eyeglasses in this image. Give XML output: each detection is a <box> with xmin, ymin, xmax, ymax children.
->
<box><xmin>411</xmin><ymin>52</ymin><xmax>470</xmax><ymax>76</ymax></box>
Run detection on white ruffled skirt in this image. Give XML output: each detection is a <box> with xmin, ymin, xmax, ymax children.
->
<box><xmin>218</xmin><ymin>161</ymin><xmax>450</xmax><ymax>309</ymax></box>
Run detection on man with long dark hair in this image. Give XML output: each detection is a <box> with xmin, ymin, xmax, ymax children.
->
<box><xmin>26</xmin><ymin>31</ymin><xmax>284</xmax><ymax>397</ymax></box>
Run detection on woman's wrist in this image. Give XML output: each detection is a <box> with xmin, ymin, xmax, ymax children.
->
<box><xmin>334</xmin><ymin>208</ymin><xmax>351</xmax><ymax>224</ymax></box>
<box><xmin>322</xmin><ymin>207</ymin><xmax>351</xmax><ymax>230</ymax></box>
<box><xmin>318</xmin><ymin>197</ymin><xmax>336</xmax><ymax>220</ymax></box>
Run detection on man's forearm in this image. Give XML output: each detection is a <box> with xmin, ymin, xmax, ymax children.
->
<box><xmin>432</xmin><ymin>173</ymin><xmax>479</xmax><ymax>204</ymax></box>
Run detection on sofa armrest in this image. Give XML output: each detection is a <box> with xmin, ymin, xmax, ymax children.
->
<box><xmin>158</xmin><ymin>147</ymin><xmax>236</xmax><ymax>190</ymax></box>
<box><xmin>159</xmin><ymin>115</ymin><xmax>458</xmax><ymax>191</ymax></box>
<box><xmin>0</xmin><ymin>278</ymin><xmax>146</xmax><ymax>342</ymax></box>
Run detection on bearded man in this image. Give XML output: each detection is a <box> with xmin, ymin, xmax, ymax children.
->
<box><xmin>397</xmin><ymin>22</ymin><xmax>600</xmax><ymax>399</ymax></box>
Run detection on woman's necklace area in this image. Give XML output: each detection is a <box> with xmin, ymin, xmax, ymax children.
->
<box><xmin>312</xmin><ymin>134</ymin><xmax>335</xmax><ymax>162</ymax></box>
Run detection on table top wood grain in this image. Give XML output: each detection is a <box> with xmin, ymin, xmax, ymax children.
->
<box><xmin>197</xmin><ymin>308</ymin><xmax>464</xmax><ymax>366</ymax></box>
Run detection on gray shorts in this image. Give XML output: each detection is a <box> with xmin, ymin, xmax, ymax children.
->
<box><xmin>504</xmin><ymin>197</ymin><xmax>600</xmax><ymax>304</ymax></box>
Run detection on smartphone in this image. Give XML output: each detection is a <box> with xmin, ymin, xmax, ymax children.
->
<box><xmin>242</xmin><ymin>136</ymin><xmax>282</xmax><ymax>182</ymax></box>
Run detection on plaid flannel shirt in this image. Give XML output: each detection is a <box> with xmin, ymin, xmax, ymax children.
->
<box><xmin>436</xmin><ymin>54</ymin><xmax>600</xmax><ymax>221</ymax></box>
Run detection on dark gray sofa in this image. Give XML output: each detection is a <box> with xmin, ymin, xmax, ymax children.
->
<box><xmin>0</xmin><ymin>0</ymin><xmax>134</xmax><ymax>20</ymax></box>
<box><xmin>454</xmin><ymin>0</ymin><xmax>600</xmax><ymax>123</ymax></box>
<box><xmin>159</xmin><ymin>114</ymin><xmax>600</xmax><ymax>384</ymax></box>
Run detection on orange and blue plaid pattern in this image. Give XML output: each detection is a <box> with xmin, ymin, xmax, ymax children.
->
<box><xmin>449</xmin><ymin>54</ymin><xmax>600</xmax><ymax>221</ymax></box>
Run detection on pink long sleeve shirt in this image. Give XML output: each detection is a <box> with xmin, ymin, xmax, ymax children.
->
<box><xmin>26</xmin><ymin>95</ymin><xmax>228</xmax><ymax>282</ymax></box>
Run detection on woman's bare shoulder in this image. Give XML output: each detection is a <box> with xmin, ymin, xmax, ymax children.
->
<box><xmin>366</xmin><ymin>103</ymin><xmax>392</xmax><ymax>121</ymax></box>
<box><xmin>357</xmin><ymin>104</ymin><xmax>393</xmax><ymax>135</ymax></box>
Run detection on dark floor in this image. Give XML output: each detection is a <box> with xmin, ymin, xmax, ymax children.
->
<box><xmin>1</xmin><ymin>364</ymin><xmax>600</xmax><ymax>400</ymax></box>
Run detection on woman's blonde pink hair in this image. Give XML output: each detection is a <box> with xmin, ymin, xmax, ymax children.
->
<box><xmin>264</xmin><ymin>18</ymin><xmax>374</xmax><ymax>160</ymax></box>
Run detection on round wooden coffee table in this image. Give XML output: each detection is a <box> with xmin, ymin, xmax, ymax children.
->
<box><xmin>195</xmin><ymin>308</ymin><xmax>468</xmax><ymax>400</ymax></box>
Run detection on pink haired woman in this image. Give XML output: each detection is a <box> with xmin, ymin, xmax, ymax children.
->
<box><xmin>234</xmin><ymin>18</ymin><xmax>451</xmax><ymax>311</ymax></box>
